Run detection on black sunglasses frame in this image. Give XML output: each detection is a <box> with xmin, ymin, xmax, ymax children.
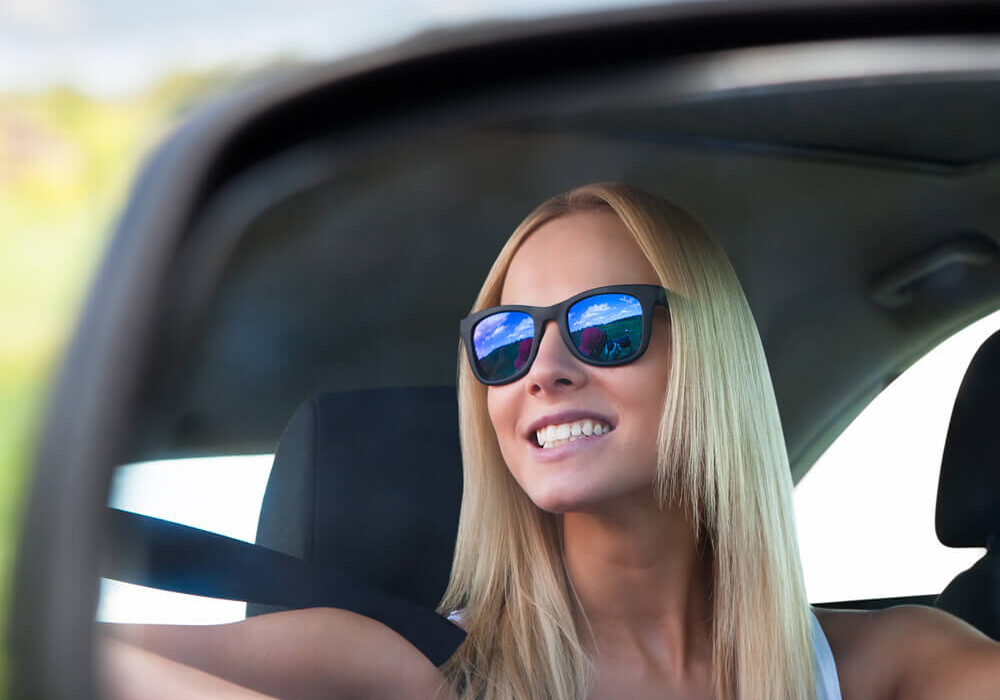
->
<box><xmin>460</xmin><ymin>284</ymin><xmax>669</xmax><ymax>386</ymax></box>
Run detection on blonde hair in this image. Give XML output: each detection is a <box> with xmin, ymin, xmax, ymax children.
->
<box><xmin>439</xmin><ymin>183</ymin><xmax>814</xmax><ymax>700</ymax></box>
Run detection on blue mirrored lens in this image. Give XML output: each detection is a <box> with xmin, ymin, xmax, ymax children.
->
<box><xmin>568</xmin><ymin>293</ymin><xmax>643</xmax><ymax>362</ymax></box>
<box><xmin>472</xmin><ymin>311</ymin><xmax>534</xmax><ymax>381</ymax></box>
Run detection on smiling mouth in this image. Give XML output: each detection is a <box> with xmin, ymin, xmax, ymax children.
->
<box><xmin>534</xmin><ymin>419</ymin><xmax>614</xmax><ymax>449</ymax></box>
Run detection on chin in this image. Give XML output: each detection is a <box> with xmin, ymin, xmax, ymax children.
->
<box><xmin>525</xmin><ymin>476</ymin><xmax>658</xmax><ymax>516</ymax></box>
<box><xmin>523</xmin><ymin>484</ymin><xmax>588</xmax><ymax>514</ymax></box>
<box><xmin>531</xmin><ymin>497</ymin><xmax>576</xmax><ymax>515</ymax></box>
<box><xmin>523</xmin><ymin>481</ymin><xmax>615</xmax><ymax>514</ymax></box>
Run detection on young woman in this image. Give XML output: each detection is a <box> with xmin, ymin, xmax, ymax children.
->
<box><xmin>103</xmin><ymin>183</ymin><xmax>1000</xmax><ymax>700</ymax></box>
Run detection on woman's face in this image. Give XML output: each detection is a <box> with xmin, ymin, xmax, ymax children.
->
<box><xmin>487</xmin><ymin>210</ymin><xmax>671</xmax><ymax>514</ymax></box>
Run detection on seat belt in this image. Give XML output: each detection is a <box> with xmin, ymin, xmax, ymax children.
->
<box><xmin>103</xmin><ymin>507</ymin><xmax>466</xmax><ymax>666</ymax></box>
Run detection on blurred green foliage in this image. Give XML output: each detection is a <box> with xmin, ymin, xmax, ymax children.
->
<box><xmin>0</xmin><ymin>68</ymin><xmax>234</xmax><ymax>681</ymax></box>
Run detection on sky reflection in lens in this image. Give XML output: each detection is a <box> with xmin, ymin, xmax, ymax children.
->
<box><xmin>473</xmin><ymin>311</ymin><xmax>534</xmax><ymax>359</ymax></box>
<box><xmin>568</xmin><ymin>294</ymin><xmax>641</xmax><ymax>332</ymax></box>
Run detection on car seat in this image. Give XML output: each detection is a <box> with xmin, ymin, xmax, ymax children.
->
<box><xmin>104</xmin><ymin>385</ymin><xmax>465</xmax><ymax>665</ymax></box>
<box><xmin>247</xmin><ymin>386</ymin><xmax>464</xmax><ymax>617</ymax></box>
<box><xmin>934</xmin><ymin>328</ymin><xmax>1000</xmax><ymax>640</ymax></box>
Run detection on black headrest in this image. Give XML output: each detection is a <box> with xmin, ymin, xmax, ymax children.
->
<box><xmin>936</xmin><ymin>329</ymin><xmax>1000</xmax><ymax>548</ymax></box>
<box><xmin>253</xmin><ymin>386</ymin><xmax>463</xmax><ymax>610</ymax></box>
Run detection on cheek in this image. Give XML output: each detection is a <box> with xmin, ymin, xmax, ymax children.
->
<box><xmin>618</xmin><ymin>336</ymin><xmax>670</xmax><ymax>443</ymax></box>
<box><xmin>486</xmin><ymin>387</ymin><xmax>500</xmax><ymax>431</ymax></box>
<box><xmin>644</xmin><ymin>319</ymin><xmax>671</xmax><ymax>403</ymax></box>
<box><xmin>486</xmin><ymin>387</ymin><xmax>517</xmax><ymax>454</ymax></box>
<box><xmin>620</xmin><ymin>373</ymin><xmax>667</xmax><ymax>441</ymax></box>
<box><xmin>487</xmin><ymin>386</ymin><xmax>536</xmax><ymax>490</ymax></box>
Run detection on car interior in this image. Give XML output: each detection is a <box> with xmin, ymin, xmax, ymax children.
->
<box><xmin>9</xmin><ymin>2</ymin><xmax>1000</xmax><ymax>697</ymax></box>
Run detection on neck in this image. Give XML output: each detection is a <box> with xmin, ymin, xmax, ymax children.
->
<box><xmin>561</xmin><ymin>494</ymin><xmax>714</xmax><ymax>674</ymax></box>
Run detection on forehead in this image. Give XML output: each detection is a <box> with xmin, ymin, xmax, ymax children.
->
<box><xmin>500</xmin><ymin>210</ymin><xmax>660</xmax><ymax>306</ymax></box>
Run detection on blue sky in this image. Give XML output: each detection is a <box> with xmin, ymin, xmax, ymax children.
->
<box><xmin>474</xmin><ymin>311</ymin><xmax>533</xmax><ymax>358</ymax></box>
<box><xmin>472</xmin><ymin>294</ymin><xmax>642</xmax><ymax>357</ymax></box>
<box><xmin>567</xmin><ymin>293</ymin><xmax>641</xmax><ymax>329</ymax></box>
<box><xmin>0</xmin><ymin>0</ymin><xmax>664</xmax><ymax>95</ymax></box>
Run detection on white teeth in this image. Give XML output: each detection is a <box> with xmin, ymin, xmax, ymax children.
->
<box><xmin>534</xmin><ymin>419</ymin><xmax>612</xmax><ymax>448</ymax></box>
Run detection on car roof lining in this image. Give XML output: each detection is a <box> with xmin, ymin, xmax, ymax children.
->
<box><xmin>126</xmin><ymin>44</ymin><xmax>1000</xmax><ymax>484</ymax></box>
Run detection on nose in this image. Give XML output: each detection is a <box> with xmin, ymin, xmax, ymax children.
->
<box><xmin>524</xmin><ymin>321</ymin><xmax>588</xmax><ymax>395</ymax></box>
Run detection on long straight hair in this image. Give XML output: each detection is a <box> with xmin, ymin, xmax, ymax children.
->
<box><xmin>439</xmin><ymin>183</ymin><xmax>814</xmax><ymax>700</ymax></box>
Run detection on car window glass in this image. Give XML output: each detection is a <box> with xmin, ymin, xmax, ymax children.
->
<box><xmin>98</xmin><ymin>456</ymin><xmax>272</xmax><ymax>623</ymax></box>
<box><xmin>97</xmin><ymin>579</ymin><xmax>249</xmax><ymax>625</ymax></box>
<box><xmin>107</xmin><ymin>456</ymin><xmax>272</xmax><ymax>541</ymax></box>
<box><xmin>794</xmin><ymin>309</ymin><xmax>1000</xmax><ymax>603</ymax></box>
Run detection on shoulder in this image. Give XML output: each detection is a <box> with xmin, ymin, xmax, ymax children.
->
<box><xmin>235</xmin><ymin>608</ymin><xmax>455</xmax><ymax>700</ymax></box>
<box><xmin>813</xmin><ymin>605</ymin><xmax>1000</xmax><ymax>700</ymax></box>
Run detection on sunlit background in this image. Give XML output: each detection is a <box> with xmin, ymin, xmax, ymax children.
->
<box><xmin>0</xmin><ymin>0</ymin><xmax>993</xmax><ymax>669</ymax></box>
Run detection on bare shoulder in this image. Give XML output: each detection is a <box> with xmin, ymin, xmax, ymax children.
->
<box><xmin>813</xmin><ymin>605</ymin><xmax>1000</xmax><ymax>700</ymax></box>
<box><xmin>103</xmin><ymin>607</ymin><xmax>455</xmax><ymax>700</ymax></box>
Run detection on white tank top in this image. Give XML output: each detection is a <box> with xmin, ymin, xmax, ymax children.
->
<box><xmin>811</xmin><ymin>609</ymin><xmax>844</xmax><ymax>700</ymax></box>
<box><xmin>447</xmin><ymin>608</ymin><xmax>843</xmax><ymax>699</ymax></box>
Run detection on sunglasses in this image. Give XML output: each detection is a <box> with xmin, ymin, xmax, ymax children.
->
<box><xmin>460</xmin><ymin>284</ymin><xmax>669</xmax><ymax>385</ymax></box>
